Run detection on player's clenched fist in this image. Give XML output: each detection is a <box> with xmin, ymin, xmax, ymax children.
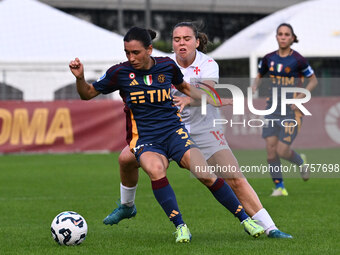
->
<box><xmin>69</xmin><ymin>57</ymin><xmax>84</xmax><ymax>79</ymax></box>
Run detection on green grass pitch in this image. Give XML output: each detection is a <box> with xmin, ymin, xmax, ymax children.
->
<box><xmin>0</xmin><ymin>148</ymin><xmax>339</xmax><ymax>255</ymax></box>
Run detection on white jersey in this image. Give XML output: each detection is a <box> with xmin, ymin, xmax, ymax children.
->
<box><xmin>171</xmin><ymin>51</ymin><xmax>229</xmax><ymax>159</ymax></box>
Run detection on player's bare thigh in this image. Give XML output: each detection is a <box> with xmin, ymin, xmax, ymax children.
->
<box><xmin>119</xmin><ymin>145</ymin><xmax>140</xmax><ymax>169</ymax></box>
<box><xmin>180</xmin><ymin>147</ymin><xmax>216</xmax><ymax>186</ymax></box>
<box><xmin>139</xmin><ymin>151</ymin><xmax>169</xmax><ymax>181</ymax></box>
<box><xmin>276</xmin><ymin>141</ymin><xmax>292</xmax><ymax>159</ymax></box>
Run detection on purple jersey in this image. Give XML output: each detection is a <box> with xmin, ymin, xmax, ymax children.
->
<box><xmin>258</xmin><ymin>50</ymin><xmax>314</xmax><ymax>116</ymax></box>
<box><xmin>93</xmin><ymin>57</ymin><xmax>184</xmax><ymax>147</ymax></box>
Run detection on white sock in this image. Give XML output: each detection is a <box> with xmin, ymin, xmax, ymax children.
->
<box><xmin>252</xmin><ymin>208</ymin><xmax>278</xmax><ymax>235</ymax></box>
<box><xmin>120</xmin><ymin>183</ymin><xmax>137</xmax><ymax>207</ymax></box>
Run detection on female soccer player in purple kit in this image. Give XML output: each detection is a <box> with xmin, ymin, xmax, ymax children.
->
<box><xmin>252</xmin><ymin>23</ymin><xmax>318</xmax><ymax>196</ymax></box>
<box><xmin>102</xmin><ymin>22</ymin><xmax>293</xmax><ymax>240</ymax></box>
<box><xmin>69</xmin><ymin>26</ymin><xmax>264</xmax><ymax>243</ymax></box>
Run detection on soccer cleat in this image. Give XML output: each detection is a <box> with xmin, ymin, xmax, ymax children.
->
<box><xmin>175</xmin><ymin>224</ymin><xmax>192</xmax><ymax>243</ymax></box>
<box><xmin>103</xmin><ymin>200</ymin><xmax>137</xmax><ymax>225</ymax></box>
<box><xmin>300</xmin><ymin>154</ymin><xmax>310</xmax><ymax>181</ymax></box>
<box><xmin>271</xmin><ymin>187</ymin><xmax>288</xmax><ymax>196</ymax></box>
<box><xmin>241</xmin><ymin>217</ymin><xmax>264</xmax><ymax>238</ymax></box>
<box><xmin>268</xmin><ymin>229</ymin><xmax>293</xmax><ymax>239</ymax></box>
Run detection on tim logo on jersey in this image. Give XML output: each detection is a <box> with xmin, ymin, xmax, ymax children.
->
<box><xmin>130</xmin><ymin>88</ymin><xmax>172</xmax><ymax>104</ymax></box>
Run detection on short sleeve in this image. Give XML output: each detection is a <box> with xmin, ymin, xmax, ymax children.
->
<box><xmin>92</xmin><ymin>66</ymin><xmax>120</xmax><ymax>94</ymax></box>
<box><xmin>298</xmin><ymin>57</ymin><xmax>314</xmax><ymax>77</ymax></box>
<box><xmin>258</xmin><ymin>56</ymin><xmax>269</xmax><ymax>76</ymax></box>
<box><xmin>200</xmin><ymin>58</ymin><xmax>219</xmax><ymax>82</ymax></box>
<box><xmin>171</xmin><ymin>62</ymin><xmax>184</xmax><ymax>85</ymax></box>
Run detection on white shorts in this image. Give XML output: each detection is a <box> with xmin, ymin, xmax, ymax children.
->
<box><xmin>190</xmin><ymin>127</ymin><xmax>230</xmax><ymax>160</ymax></box>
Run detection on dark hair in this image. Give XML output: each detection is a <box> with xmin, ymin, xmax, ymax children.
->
<box><xmin>277</xmin><ymin>23</ymin><xmax>299</xmax><ymax>44</ymax></box>
<box><xmin>124</xmin><ymin>26</ymin><xmax>157</xmax><ymax>48</ymax></box>
<box><xmin>172</xmin><ymin>22</ymin><xmax>209</xmax><ymax>53</ymax></box>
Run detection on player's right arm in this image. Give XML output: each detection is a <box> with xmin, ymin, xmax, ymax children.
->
<box><xmin>251</xmin><ymin>73</ymin><xmax>262</xmax><ymax>94</ymax></box>
<box><xmin>69</xmin><ymin>58</ymin><xmax>100</xmax><ymax>100</ymax></box>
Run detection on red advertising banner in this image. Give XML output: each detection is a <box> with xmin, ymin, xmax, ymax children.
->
<box><xmin>0</xmin><ymin>97</ymin><xmax>339</xmax><ymax>154</ymax></box>
<box><xmin>0</xmin><ymin>100</ymin><xmax>126</xmax><ymax>154</ymax></box>
<box><xmin>221</xmin><ymin>97</ymin><xmax>340</xmax><ymax>149</ymax></box>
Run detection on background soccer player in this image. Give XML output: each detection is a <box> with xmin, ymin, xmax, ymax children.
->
<box><xmin>252</xmin><ymin>23</ymin><xmax>318</xmax><ymax>196</ymax></box>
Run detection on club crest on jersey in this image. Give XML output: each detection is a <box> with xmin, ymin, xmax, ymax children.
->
<box><xmin>276</xmin><ymin>63</ymin><xmax>283</xmax><ymax>73</ymax></box>
<box><xmin>158</xmin><ymin>74</ymin><xmax>165</xmax><ymax>83</ymax></box>
<box><xmin>194</xmin><ymin>66</ymin><xmax>200</xmax><ymax>75</ymax></box>
<box><xmin>269</xmin><ymin>61</ymin><xmax>274</xmax><ymax>72</ymax></box>
<box><xmin>143</xmin><ymin>75</ymin><xmax>153</xmax><ymax>85</ymax></box>
<box><xmin>285</xmin><ymin>66</ymin><xmax>291</xmax><ymax>73</ymax></box>
<box><xmin>129</xmin><ymin>73</ymin><xmax>136</xmax><ymax>79</ymax></box>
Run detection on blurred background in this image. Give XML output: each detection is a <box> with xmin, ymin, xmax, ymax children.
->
<box><xmin>0</xmin><ymin>0</ymin><xmax>339</xmax><ymax>153</ymax></box>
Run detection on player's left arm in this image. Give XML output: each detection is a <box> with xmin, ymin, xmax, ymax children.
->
<box><xmin>296</xmin><ymin>74</ymin><xmax>318</xmax><ymax>100</ymax></box>
<box><xmin>294</xmin><ymin>58</ymin><xmax>318</xmax><ymax>100</ymax></box>
<box><xmin>291</xmin><ymin>74</ymin><xmax>318</xmax><ymax>111</ymax></box>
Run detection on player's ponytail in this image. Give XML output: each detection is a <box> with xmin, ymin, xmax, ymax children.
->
<box><xmin>147</xmin><ymin>29</ymin><xmax>157</xmax><ymax>40</ymax></box>
<box><xmin>124</xmin><ymin>27</ymin><xmax>157</xmax><ymax>48</ymax></box>
<box><xmin>197</xmin><ymin>32</ymin><xmax>209</xmax><ymax>53</ymax></box>
<box><xmin>277</xmin><ymin>23</ymin><xmax>299</xmax><ymax>44</ymax></box>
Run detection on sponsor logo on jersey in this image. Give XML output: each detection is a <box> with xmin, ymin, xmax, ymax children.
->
<box><xmin>276</xmin><ymin>63</ymin><xmax>283</xmax><ymax>73</ymax></box>
<box><xmin>129</xmin><ymin>79</ymin><xmax>139</xmax><ymax>86</ymax></box>
<box><xmin>129</xmin><ymin>73</ymin><xmax>136</xmax><ymax>79</ymax></box>
<box><xmin>158</xmin><ymin>74</ymin><xmax>165</xmax><ymax>83</ymax></box>
<box><xmin>143</xmin><ymin>75</ymin><xmax>153</xmax><ymax>85</ymax></box>
<box><xmin>130</xmin><ymin>88</ymin><xmax>171</xmax><ymax>104</ymax></box>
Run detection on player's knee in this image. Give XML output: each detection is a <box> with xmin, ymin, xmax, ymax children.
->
<box><xmin>144</xmin><ymin>162</ymin><xmax>166</xmax><ymax>180</ymax></box>
<box><xmin>266</xmin><ymin>146</ymin><xmax>277</xmax><ymax>159</ymax></box>
<box><xmin>225</xmin><ymin>177</ymin><xmax>245</xmax><ymax>190</ymax></box>
<box><xmin>276</xmin><ymin>148</ymin><xmax>290</xmax><ymax>159</ymax></box>
<box><xmin>119</xmin><ymin>150</ymin><xmax>138</xmax><ymax>169</ymax></box>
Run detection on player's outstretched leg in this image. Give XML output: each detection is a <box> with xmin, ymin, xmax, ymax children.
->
<box><xmin>207</xmin><ymin>178</ymin><xmax>264</xmax><ymax>238</ymax></box>
<box><xmin>103</xmin><ymin>199</ymin><xmax>137</xmax><ymax>225</ymax></box>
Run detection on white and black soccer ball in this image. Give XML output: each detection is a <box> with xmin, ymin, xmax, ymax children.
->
<box><xmin>51</xmin><ymin>211</ymin><xmax>88</xmax><ymax>246</ymax></box>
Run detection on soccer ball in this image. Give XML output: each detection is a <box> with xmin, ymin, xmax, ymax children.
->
<box><xmin>51</xmin><ymin>211</ymin><xmax>88</xmax><ymax>246</ymax></box>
